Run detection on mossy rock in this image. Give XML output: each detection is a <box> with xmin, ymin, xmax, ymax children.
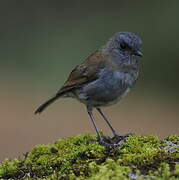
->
<box><xmin>0</xmin><ymin>134</ymin><xmax>179</xmax><ymax>179</ymax></box>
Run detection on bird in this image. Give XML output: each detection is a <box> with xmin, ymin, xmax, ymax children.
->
<box><xmin>35</xmin><ymin>32</ymin><xmax>143</xmax><ymax>147</ymax></box>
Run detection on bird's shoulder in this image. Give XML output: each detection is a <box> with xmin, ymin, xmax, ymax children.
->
<box><xmin>58</xmin><ymin>50</ymin><xmax>108</xmax><ymax>93</ymax></box>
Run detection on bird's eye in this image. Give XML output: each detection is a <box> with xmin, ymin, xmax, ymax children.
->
<box><xmin>120</xmin><ymin>42</ymin><xmax>127</xmax><ymax>50</ymax></box>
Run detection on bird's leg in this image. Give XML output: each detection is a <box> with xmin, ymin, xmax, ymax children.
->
<box><xmin>96</xmin><ymin>108</ymin><xmax>118</xmax><ymax>136</ymax></box>
<box><xmin>87</xmin><ymin>107</ymin><xmax>101</xmax><ymax>140</ymax></box>
<box><xmin>96</xmin><ymin>108</ymin><xmax>132</xmax><ymax>141</ymax></box>
<box><xmin>87</xmin><ymin>107</ymin><xmax>117</xmax><ymax>148</ymax></box>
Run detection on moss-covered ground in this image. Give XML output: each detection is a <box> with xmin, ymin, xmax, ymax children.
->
<box><xmin>0</xmin><ymin>134</ymin><xmax>179</xmax><ymax>179</ymax></box>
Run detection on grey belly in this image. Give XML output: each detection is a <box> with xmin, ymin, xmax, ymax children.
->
<box><xmin>75</xmin><ymin>70</ymin><xmax>136</xmax><ymax>107</ymax></box>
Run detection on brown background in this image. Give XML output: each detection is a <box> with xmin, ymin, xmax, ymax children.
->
<box><xmin>0</xmin><ymin>1</ymin><xmax>179</xmax><ymax>161</ymax></box>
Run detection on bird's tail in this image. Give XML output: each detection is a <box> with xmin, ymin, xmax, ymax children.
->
<box><xmin>34</xmin><ymin>94</ymin><xmax>62</xmax><ymax>114</ymax></box>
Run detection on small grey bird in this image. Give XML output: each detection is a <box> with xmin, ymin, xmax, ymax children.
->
<box><xmin>35</xmin><ymin>32</ymin><xmax>143</xmax><ymax>147</ymax></box>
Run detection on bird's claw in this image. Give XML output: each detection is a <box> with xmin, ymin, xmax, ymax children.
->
<box><xmin>98</xmin><ymin>133</ymin><xmax>134</xmax><ymax>148</ymax></box>
<box><xmin>112</xmin><ymin>132</ymin><xmax>133</xmax><ymax>142</ymax></box>
<box><xmin>98</xmin><ymin>136</ymin><xmax>125</xmax><ymax>149</ymax></box>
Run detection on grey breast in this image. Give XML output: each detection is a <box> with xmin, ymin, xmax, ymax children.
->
<box><xmin>78</xmin><ymin>68</ymin><xmax>138</xmax><ymax>107</ymax></box>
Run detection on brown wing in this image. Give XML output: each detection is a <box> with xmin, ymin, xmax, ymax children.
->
<box><xmin>57</xmin><ymin>50</ymin><xmax>108</xmax><ymax>94</ymax></box>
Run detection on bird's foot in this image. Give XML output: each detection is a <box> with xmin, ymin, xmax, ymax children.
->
<box><xmin>112</xmin><ymin>132</ymin><xmax>134</xmax><ymax>142</ymax></box>
<box><xmin>98</xmin><ymin>136</ymin><xmax>125</xmax><ymax>149</ymax></box>
<box><xmin>97</xmin><ymin>133</ymin><xmax>134</xmax><ymax>149</ymax></box>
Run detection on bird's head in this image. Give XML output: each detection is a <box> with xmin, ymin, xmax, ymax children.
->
<box><xmin>106</xmin><ymin>32</ymin><xmax>143</xmax><ymax>59</ymax></box>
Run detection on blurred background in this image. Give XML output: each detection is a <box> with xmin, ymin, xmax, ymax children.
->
<box><xmin>0</xmin><ymin>0</ymin><xmax>179</xmax><ymax>160</ymax></box>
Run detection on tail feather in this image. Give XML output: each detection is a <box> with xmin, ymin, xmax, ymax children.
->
<box><xmin>35</xmin><ymin>94</ymin><xmax>61</xmax><ymax>114</ymax></box>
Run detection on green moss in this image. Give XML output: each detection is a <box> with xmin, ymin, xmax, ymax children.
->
<box><xmin>0</xmin><ymin>159</ymin><xmax>21</xmax><ymax>179</ymax></box>
<box><xmin>0</xmin><ymin>134</ymin><xmax>179</xmax><ymax>179</ymax></box>
<box><xmin>165</xmin><ymin>135</ymin><xmax>179</xmax><ymax>144</ymax></box>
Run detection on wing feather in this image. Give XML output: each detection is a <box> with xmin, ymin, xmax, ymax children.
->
<box><xmin>57</xmin><ymin>50</ymin><xmax>108</xmax><ymax>94</ymax></box>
